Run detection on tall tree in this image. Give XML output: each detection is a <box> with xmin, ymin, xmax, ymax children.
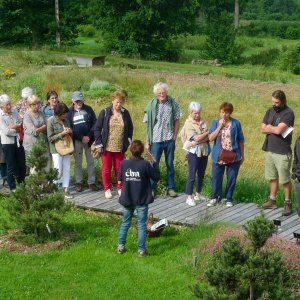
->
<box><xmin>234</xmin><ymin>0</ymin><xmax>239</xmax><ymax>29</ymax></box>
<box><xmin>89</xmin><ymin>0</ymin><xmax>199</xmax><ymax>60</ymax></box>
<box><xmin>55</xmin><ymin>0</ymin><xmax>60</xmax><ymax>48</ymax></box>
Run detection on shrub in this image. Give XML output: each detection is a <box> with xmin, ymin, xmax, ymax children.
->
<box><xmin>77</xmin><ymin>24</ymin><xmax>96</xmax><ymax>38</ymax></box>
<box><xmin>8</xmin><ymin>141</ymin><xmax>72</xmax><ymax>243</ymax></box>
<box><xmin>247</xmin><ymin>48</ymin><xmax>280</xmax><ymax>66</ymax></box>
<box><xmin>193</xmin><ymin>214</ymin><xmax>298</xmax><ymax>299</ymax></box>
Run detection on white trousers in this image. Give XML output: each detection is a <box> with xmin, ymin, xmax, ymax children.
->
<box><xmin>52</xmin><ymin>153</ymin><xmax>70</xmax><ymax>188</ymax></box>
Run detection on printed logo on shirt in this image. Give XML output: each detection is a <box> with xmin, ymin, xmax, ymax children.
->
<box><xmin>125</xmin><ymin>168</ymin><xmax>141</xmax><ymax>181</ymax></box>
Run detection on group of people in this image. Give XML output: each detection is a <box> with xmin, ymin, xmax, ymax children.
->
<box><xmin>0</xmin><ymin>83</ymin><xmax>299</xmax><ymax>256</ymax></box>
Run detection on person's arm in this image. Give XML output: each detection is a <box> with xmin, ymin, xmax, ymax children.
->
<box><xmin>127</xmin><ymin>110</ymin><xmax>133</xmax><ymax>142</ymax></box>
<box><xmin>93</xmin><ymin>110</ymin><xmax>105</xmax><ymax>153</ymax></box>
<box><xmin>47</xmin><ymin>118</ymin><xmax>69</xmax><ymax>143</ymax></box>
<box><xmin>148</xmin><ymin>161</ymin><xmax>160</xmax><ymax>182</ymax></box>
<box><xmin>209</xmin><ymin>119</ymin><xmax>224</xmax><ymax>142</ymax></box>
<box><xmin>0</xmin><ymin>117</ymin><xmax>18</xmax><ymax>136</ymax></box>
<box><xmin>173</xmin><ymin>119</ymin><xmax>179</xmax><ymax>140</ymax></box>
<box><xmin>261</xmin><ymin>122</ymin><xmax>288</xmax><ymax>135</ymax></box>
<box><xmin>240</xmin><ymin>142</ymin><xmax>245</xmax><ymax>164</ymax></box>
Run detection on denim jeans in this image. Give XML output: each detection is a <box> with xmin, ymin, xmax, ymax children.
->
<box><xmin>150</xmin><ymin>139</ymin><xmax>175</xmax><ymax>190</ymax></box>
<box><xmin>0</xmin><ymin>163</ymin><xmax>7</xmax><ymax>179</ymax></box>
<box><xmin>118</xmin><ymin>205</ymin><xmax>148</xmax><ymax>252</ymax></box>
<box><xmin>186</xmin><ymin>153</ymin><xmax>208</xmax><ymax>195</ymax></box>
<box><xmin>211</xmin><ymin>161</ymin><xmax>241</xmax><ymax>202</ymax></box>
<box><xmin>2</xmin><ymin>143</ymin><xmax>26</xmax><ymax>190</ymax></box>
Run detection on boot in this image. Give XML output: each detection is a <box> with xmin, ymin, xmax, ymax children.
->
<box><xmin>262</xmin><ymin>197</ymin><xmax>277</xmax><ymax>209</ymax></box>
<box><xmin>282</xmin><ymin>200</ymin><xmax>292</xmax><ymax>216</ymax></box>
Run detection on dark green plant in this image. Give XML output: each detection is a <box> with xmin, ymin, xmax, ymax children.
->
<box><xmin>193</xmin><ymin>214</ymin><xmax>296</xmax><ymax>300</ymax></box>
<box><xmin>8</xmin><ymin>141</ymin><xmax>72</xmax><ymax>243</ymax></box>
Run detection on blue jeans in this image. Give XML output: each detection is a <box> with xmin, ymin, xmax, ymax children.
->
<box><xmin>118</xmin><ymin>205</ymin><xmax>148</xmax><ymax>252</ymax></box>
<box><xmin>2</xmin><ymin>143</ymin><xmax>26</xmax><ymax>190</ymax></box>
<box><xmin>0</xmin><ymin>163</ymin><xmax>7</xmax><ymax>179</ymax></box>
<box><xmin>150</xmin><ymin>139</ymin><xmax>175</xmax><ymax>190</ymax></box>
<box><xmin>186</xmin><ymin>153</ymin><xmax>208</xmax><ymax>195</ymax></box>
<box><xmin>211</xmin><ymin>161</ymin><xmax>241</xmax><ymax>202</ymax></box>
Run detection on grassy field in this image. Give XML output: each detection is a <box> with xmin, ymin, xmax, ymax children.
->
<box><xmin>0</xmin><ymin>205</ymin><xmax>218</xmax><ymax>299</ymax></box>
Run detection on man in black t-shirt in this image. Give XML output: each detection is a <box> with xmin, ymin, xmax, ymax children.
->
<box><xmin>261</xmin><ymin>90</ymin><xmax>295</xmax><ymax>216</ymax></box>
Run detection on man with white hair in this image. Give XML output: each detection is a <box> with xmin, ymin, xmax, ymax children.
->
<box><xmin>143</xmin><ymin>82</ymin><xmax>182</xmax><ymax>197</ymax></box>
<box><xmin>67</xmin><ymin>91</ymin><xmax>99</xmax><ymax>192</ymax></box>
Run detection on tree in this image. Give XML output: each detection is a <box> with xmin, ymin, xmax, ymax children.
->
<box><xmin>88</xmin><ymin>0</ymin><xmax>200</xmax><ymax>60</ymax></box>
<box><xmin>234</xmin><ymin>0</ymin><xmax>239</xmax><ymax>29</ymax></box>
<box><xmin>8</xmin><ymin>141</ymin><xmax>72</xmax><ymax>243</ymax></box>
<box><xmin>201</xmin><ymin>0</ymin><xmax>242</xmax><ymax>64</ymax></box>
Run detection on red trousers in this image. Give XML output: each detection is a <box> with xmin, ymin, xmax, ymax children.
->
<box><xmin>101</xmin><ymin>151</ymin><xmax>124</xmax><ymax>191</ymax></box>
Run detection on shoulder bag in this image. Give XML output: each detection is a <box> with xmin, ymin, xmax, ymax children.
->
<box><xmin>218</xmin><ymin>131</ymin><xmax>236</xmax><ymax>164</ymax></box>
<box><xmin>55</xmin><ymin>134</ymin><xmax>74</xmax><ymax>156</ymax></box>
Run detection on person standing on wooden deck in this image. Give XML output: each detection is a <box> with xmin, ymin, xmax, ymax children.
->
<box><xmin>67</xmin><ymin>91</ymin><xmax>99</xmax><ymax>193</ymax></box>
<box><xmin>292</xmin><ymin>136</ymin><xmax>300</xmax><ymax>222</ymax></box>
<box><xmin>143</xmin><ymin>82</ymin><xmax>182</xmax><ymax>197</ymax></box>
<box><xmin>117</xmin><ymin>140</ymin><xmax>160</xmax><ymax>256</ymax></box>
<box><xmin>179</xmin><ymin>101</ymin><xmax>210</xmax><ymax>206</ymax></box>
<box><xmin>261</xmin><ymin>90</ymin><xmax>294</xmax><ymax>216</ymax></box>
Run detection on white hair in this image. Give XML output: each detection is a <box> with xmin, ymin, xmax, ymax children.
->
<box><xmin>188</xmin><ymin>101</ymin><xmax>201</xmax><ymax>113</ymax></box>
<box><xmin>21</xmin><ymin>87</ymin><xmax>34</xmax><ymax>99</ymax></box>
<box><xmin>153</xmin><ymin>82</ymin><xmax>169</xmax><ymax>94</ymax></box>
<box><xmin>0</xmin><ymin>94</ymin><xmax>11</xmax><ymax>107</ymax></box>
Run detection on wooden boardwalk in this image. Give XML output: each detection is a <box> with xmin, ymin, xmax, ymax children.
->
<box><xmin>70</xmin><ymin>188</ymin><xmax>300</xmax><ymax>244</ymax></box>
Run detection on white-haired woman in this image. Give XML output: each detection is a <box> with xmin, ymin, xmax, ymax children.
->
<box><xmin>23</xmin><ymin>95</ymin><xmax>47</xmax><ymax>168</ymax></box>
<box><xmin>0</xmin><ymin>94</ymin><xmax>26</xmax><ymax>191</ymax></box>
<box><xmin>180</xmin><ymin>101</ymin><xmax>210</xmax><ymax>206</ymax></box>
<box><xmin>15</xmin><ymin>87</ymin><xmax>35</xmax><ymax>118</ymax></box>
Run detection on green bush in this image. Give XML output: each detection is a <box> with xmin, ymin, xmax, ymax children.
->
<box><xmin>247</xmin><ymin>48</ymin><xmax>280</xmax><ymax>66</ymax></box>
<box><xmin>8</xmin><ymin>141</ymin><xmax>72</xmax><ymax>243</ymax></box>
<box><xmin>77</xmin><ymin>25</ymin><xmax>97</xmax><ymax>38</ymax></box>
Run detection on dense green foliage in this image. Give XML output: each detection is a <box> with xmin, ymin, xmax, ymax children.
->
<box><xmin>88</xmin><ymin>0</ymin><xmax>199</xmax><ymax>60</ymax></box>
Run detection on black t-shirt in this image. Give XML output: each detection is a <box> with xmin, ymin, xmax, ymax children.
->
<box><xmin>262</xmin><ymin>106</ymin><xmax>294</xmax><ymax>154</ymax></box>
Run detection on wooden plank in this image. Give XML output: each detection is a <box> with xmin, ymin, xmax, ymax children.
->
<box><xmin>149</xmin><ymin>196</ymin><xmax>185</xmax><ymax>214</ymax></box>
<box><xmin>207</xmin><ymin>203</ymin><xmax>253</xmax><ymax>224</ymax></box>
<box><xmin>277</xmin><ymin>214</ymin><xmax>300</xmax><ymax>239</ymax></box>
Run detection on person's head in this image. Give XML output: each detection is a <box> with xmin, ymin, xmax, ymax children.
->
<box><xmin>27</xmin><ymin>95</ymin><xmax>41</xmax><ymax>113</ymax></box>
<box><xmin>153</xmin><ymin>82</ymin><xmax>169</xmax><ymax>102</ymax></box>
<box><xmin>272</xmin><ymin>90</ymin><xmax>286</xmax><ymax>110</ymax></box>
<box><xmin>111</xmin><ymin>90</ymin><xmax>126</xmax><ymax>112</ymax></box>
<box><xmin>54</xmin><ymin>103</ymin><xmax>69</xmax><ymax>121</ymax></box>
<box><xmin>0</xmin><ymin>94</ymin><xmax>12</xmax><ymax>114</ymax></box>
<box><xmin>21</xmin><ymin>87</ymin><xmax>34</xmax><ymax>100</ymax></box>
<box><xmin>130</xmin><ymin>140</ymin><xmax>144</xmax><ymax>158</ymax></box>
<box><xmin>46</xmin><ymin>90</ymin><xmax>59</xmax><ymax>109</ymax></box>
<box><xmin>72</xmin><ymin>91</ymin><xmax>84</xmax><ymax>110</ymax></box>
<box><xmin>188</xmin><ymin>101</ymin><xmax>202</xmax><ymax>121</ymax></box>
<box><xmin>219</xmin><ymin>102</ymin><xmax>233</xmax><ymax>120</ymax></box>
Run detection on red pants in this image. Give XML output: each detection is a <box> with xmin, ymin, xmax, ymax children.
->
<box><xmin>101</xmin><ymin>151</ymin><xmax>124</xmax><ymax>191</ymax></box>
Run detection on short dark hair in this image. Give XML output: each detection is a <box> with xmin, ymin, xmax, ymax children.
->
<box><xmin>130</xmin><ymin>140</ymin><xmax>144</xmax><ymax>158</ymax></box>
<box><xmin>54</xmin><ymin>103</ymin><xmax>69</xmax><ymax>116</ymax></box>
<box><xmin>219</xmin><ymin>102</ymin><xmax>234</xmax><ymax>114</ymax></box>
<box><xmin>46</xmin><ymin>90</ymin><xmax>58</xmax><ymax>101</ymax></box>
<box><xmin>272</xmin><ymin>90</ymin><xmax>286</xmax><ymax>106</ymax></box>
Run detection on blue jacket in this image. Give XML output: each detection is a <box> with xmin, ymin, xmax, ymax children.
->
<box><xmin>209</xmin><ymin>118</ymin><xmax>244</xmax><ymax>163</ymax></box>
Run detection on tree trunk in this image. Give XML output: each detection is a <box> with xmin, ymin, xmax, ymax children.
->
<box><xmin>249</xmin><ymin>280</ymin><xmax>254</xmax><ymax>300</ymax></box>
<box><xmin>234</xmin><ymin>0</ymin><xmax>239</xmax><ymax>29</ymax></box>
<box><xmin>55</xmin><ymin>0</ymin><xmax>61</xmax><ymax>48</ymax></box>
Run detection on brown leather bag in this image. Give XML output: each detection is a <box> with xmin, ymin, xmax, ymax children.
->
<box><xmin>219</xmin><ymin>148</ymin><xmax>236</xmax><ymax>164</ymax></box>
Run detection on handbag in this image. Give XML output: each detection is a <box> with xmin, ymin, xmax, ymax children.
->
<box><xmin>218</xmin><ymin>132</ymin><xmax>236</xmax><ymax>164</ymax></box>
<box><xmin>135</xmin><ymin>213</ymin><xmax>165</xmax><ymax>238</ymax></box>
<box><xmin>90</xmin><ymin>141</ymin><xmax>100</xmax><ymax>159</ymax></box>
<box><xmin>55</xmin><ymin>134</ymin><xmax>74</xmax><ymax>156</ymax></box>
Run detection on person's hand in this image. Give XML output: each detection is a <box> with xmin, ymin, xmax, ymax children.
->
<box><xmin>145</xmin><ymin>143</ymin><xmax>150</xmax><ymax>152</ymax></box>
<box><xmin>9</xmin><ymin>124</ymin><xmax>21</xmax><ymax>132</ymax></box>
<box><xmin>147</xmin><ymin>150</ymin><xmax>156</xmax><ymax>162</ymax></box>
<box><xmin>82</xmin><ymin>136</ymin><xmax>90</xmax><ymax>144</ymax></box>
<box><xmin>61</xmin><ymin>127</ymin><xmax>71</xmax><ymax>136</ymax></box>
<box><xmin>219</xmin><ymin>118</ymin><xmax>226</xmax><ymax>128</ymax></box>
<box><xmin>240</xmin><ymin>156</ymin><xmax>245</xmax><ymax>165</ymax></box>
<box><xmin>96</xmin><ymin>147</ymin><xmax>104</xmax><ymax>154</ymax></box>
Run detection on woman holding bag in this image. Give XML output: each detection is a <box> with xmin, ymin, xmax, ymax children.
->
<box><xmin>47</xmin><ymin>103</ymin><xmax>73</xmax><ymax>199</ymax></box>
<box><xmin>207</xmin><ymin>102</ymin><xmax>244</xmax><ymax>208</ymax></box>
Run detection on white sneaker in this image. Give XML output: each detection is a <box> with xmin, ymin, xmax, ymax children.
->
<box><xmin>118</xmin><ymin>189</ymin><xmax>122</xmax><ymax>196</ymax></box>
<box><xmin>207</xmin><ymin>199</ymin><xmax>217</xmax><ymax>207</ymax></box>
<box><xmin>105</xmin><ymin>189</ymin><xmax>113</xmax><ymax>199</ymax></box>
<box><xmin>194</xmin><ymin>194</ymin><xmax>207</xmax><ymax>201</ymax></box>
<box><xmin>226</xmin><ymin>201</ymin><xmax>233</xmax><ymax>207</ymax></box>
<box><xmin>186</xmin><ymin>197</ymin><xmax>196</xmax><ymax>206</ymax></box>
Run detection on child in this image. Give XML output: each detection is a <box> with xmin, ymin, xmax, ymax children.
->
<box><xmin>117</xmin><ymin>140</ymin><xmax>160</xmax><ymax>256</ymax></box>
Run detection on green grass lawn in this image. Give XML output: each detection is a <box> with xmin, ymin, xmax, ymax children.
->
<box><xmin>0</xmin><ymin>208</ymin><xmax>218</xmax><ymax>300</ymax></box>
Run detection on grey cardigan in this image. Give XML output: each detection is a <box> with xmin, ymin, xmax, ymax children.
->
<box><xmin>0</xmin><ymin>108</ymin><xmax>22</xmax><ymax>145</ymax></box>
<box><xmin>47</xmin><ymin>116</ymin><xmax>72</xmax><ymax>154</ymax></box>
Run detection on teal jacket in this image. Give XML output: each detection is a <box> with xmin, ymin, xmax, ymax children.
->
<box><xmin>144</xmin><ymin>96</ymin><xmax>177</xmax><ymax>145</ymax></box>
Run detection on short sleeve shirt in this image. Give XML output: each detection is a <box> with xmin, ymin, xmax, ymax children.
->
<box><xmin>152</xmin><ymin>100</ymin><xmax>182</xmax><ymax>143</ymax></box>
<box><xmin>262</xmin><ymin>106</ymin><xmax>294</xmax><ymax>154</ymax></box>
